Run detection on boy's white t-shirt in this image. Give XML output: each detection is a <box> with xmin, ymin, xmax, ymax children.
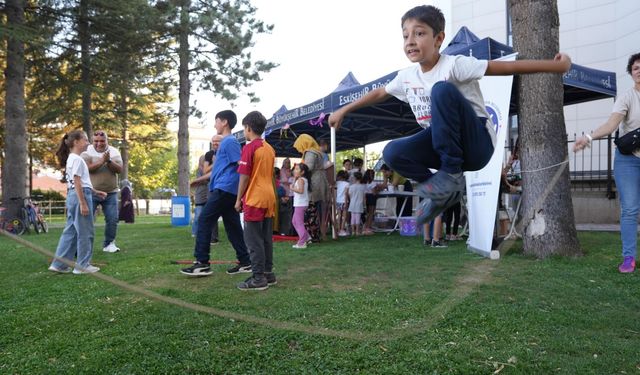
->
<box><xmin>385</xmin><ymin>54</ymin><xmax>496</xmax><ymax>146</ymax></box>
<box><xmin>293</xmin><ymin>177</ymin><xmax>309</xmax><ymax>207</ymax></box>
<box><xmin>336</xmin><ymin>180</ymin><xmax>349</xmax><ymax>204</ymax></box>
<box><xmin>348</xmin><ymin>183</ymin><xmax>366</xmax><ymax>214</ymax></box>
<box><xmin>66</xmin><ymin>153</ymin><xmax>93</xmax><ymax>190</ymax></box>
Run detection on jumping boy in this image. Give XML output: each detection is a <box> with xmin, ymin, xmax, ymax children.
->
<box><xmin>181</xmin><ymin>110</ymin><xmax>251</xmax><ymax>277</ymax></box>
<box><xmin>235</xmin><ymin>111</ymin><xmax>277</xmax><ymax>290</ymax></box>
<box><xmin>328</xmin><ymin>5</ymin><xmax>571</xmax><ymax>225</ymax></box>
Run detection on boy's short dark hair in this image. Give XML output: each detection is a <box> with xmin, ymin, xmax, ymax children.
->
<box><xmin>343</xmin><ymin>159</ymin><xmax>352</xmax><ymax>166</ymax></box>
<box><xmin>401</xmin><ymin>5</ymin><xmax>445</xmax><ymax>35</ymax></box>
<box><xmin>242</xmin><ymin>111</ymin><xmax>267</xmax><ymax>135</ymax></box>
<box><xmin>353</xmin><ymin>158</ymin><xmax>364</xmax><ymax>167</ymax></box>
<box><xmin>215</xmin><ymin>110</ymin><xmax>237</xmax><ymax>129</ymax></box>
<box><xmin>336</xmin><ymin>170</ymin><xmax>349</xmax><ymax>180</ymax></box>
<box><xmin>627</xmin><ymin>53</ymin><xmax>640</xmax><ymax>75</ymax></box>
<box><xmin>353</xmin><ymin>171</ymin><xmax>363</xmax><ymax>182</ymax></box>
<box><xmin>380</xmin><ymin>163</ymin><xmax>390</xmax><ymax>172</ymax></box>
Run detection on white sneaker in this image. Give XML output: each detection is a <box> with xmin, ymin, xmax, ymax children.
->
<box><xmin>292</xmin><ymin>243</ymin><xmax>307</xmax><ymax>249</ymax></box>
<box><xmin>48</xmin><ymin>265</ymin><xmax>71</xmax><ymax>274</ymax></box>
<box><xmin>103</xmin><ymin>242</ymin><xmax>120</xmax><ymax>253</ymax></box>
<box><xmin>72</xmin><ymin>265</ymin><xmax>101</xmax><ymax>274</ymax></box>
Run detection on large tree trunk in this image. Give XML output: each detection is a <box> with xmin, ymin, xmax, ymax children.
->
<box><xmin>79</xmin><ymin>0</ymin><xmax>93</xmax><ymax>138</ymax></box>
<box><xmin>3</xmin><ymin>0</ymin><xmax>28</xmax><ymax>219</ymax></box>
<box><xmin>176</xmin><ymin>0</ymin><xmax>191</xmax><ymax>196</ymax></box>
<box><xmin>118</xmin><ymin>95</ymin><xmax>129</xmax><ymax>180</ymax></box>
<box><xmin>510</xmin><ymin>0</ymin><xmax>582</xmax><ymax>258</ymax></box>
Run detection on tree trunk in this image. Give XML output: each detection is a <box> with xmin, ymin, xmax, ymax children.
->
<box><xmin>3</xmin><ymin>0</ymin><xmax>29</xmax><ymax>219</ymax></box>
<box><xmin>176</xmin><ymin>0</ymin><xmax>191</xmax><ymax>196</ymax></box>
<box><xmin>510</xmin><ymin>0</ymin><xmax>582</xmax><ymax>258</ymax></box>
<box><xmin>118</xmin><ymin>95</ymin><xmax>129</xmax><ymax>180</ymax></box>
<box><xmin>79</xmin><ymin>0</ymin><xmax>93</xmax><ymax>138</ymax></box>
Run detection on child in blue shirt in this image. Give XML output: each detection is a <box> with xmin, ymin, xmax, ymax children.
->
<box><xmin>329</xmin><ymin>5</ymin><xmax>571</xmax><ymax>225</ymax></box>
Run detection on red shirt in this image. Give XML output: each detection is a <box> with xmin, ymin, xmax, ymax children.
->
<box><xmin>237</xmin><ymin>139</ymin><xmax>276</xmax><ymax>221</ymax></box>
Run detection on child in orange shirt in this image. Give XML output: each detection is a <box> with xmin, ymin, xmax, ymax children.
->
<box><xmin>235</xmin><ymin>111</ymin><xmax>277</xmax><ymax>290</ymax></box>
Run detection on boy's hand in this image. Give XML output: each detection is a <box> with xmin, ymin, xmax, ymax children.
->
<box><xmin>328</xmin><ymin>109</ymin><xmax>345</xmax><ymax>130</ymax></box>
<box><xmin>80</xmin><ymin>202</ymin><xmax>89</xmax><ymax>216</ymax></box>
<box><xmin>94</xmin><ymin>190</ymin><xmax>107</xmax><ymax>199</ymax></box>
<box><xmin>234</xmin><ymin>200</ymin><xmax>243</xmax><ymax>213</ymax></box>
<box><xmin>554</xmin><ymin>53</ymin><xmax>572</xmax><ymax>72</ymax></box>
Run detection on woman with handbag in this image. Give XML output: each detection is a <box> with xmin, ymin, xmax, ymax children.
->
<box><xmin>574</xmin><ymin>52</ymin><xmax>640</xmax><ymax>273</ymax></box>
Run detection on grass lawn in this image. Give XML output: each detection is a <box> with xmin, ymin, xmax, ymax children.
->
<box><xmin>1</xmin><ymin>216</ymin><xmax>639</xmax><ymax>374</ymax></box>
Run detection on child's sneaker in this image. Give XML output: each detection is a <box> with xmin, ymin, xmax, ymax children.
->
<box><xmin>237</xmin><ymin>276</ymin><xmax>269</xmax><ymax>291</ymax></box>
<box><xmin>423</xmin><ymin>238</ymin><xmax>432</xmax><ymax>246</ymax></box>
<box><xmin>72</xmin><ymin>264</ymin><xmax>101</xmax><ymax>274</ymax></box>
<box><xmin>226</xmin><ymin>264</ymin><xmax>252</xmax><ymax>274</ymax></box>
<box><xmin>180</xmin><ymin>262</ymin><xmax>212</xmax><ymax>276</ymax></box>
<box><xmin>618</xmin><ymin>256</ymin><xmax>636</xmax><ymax>273</ymax></box>
<box><xmin>338</xmin><ymin>230</ymin><xmax>349</xmax><ymax>237</ymax></box>
<box><xmin>431</xmin><ymin>240</ymin><xmax>448</xmax><ymax>248</ymax></box>
<box><xmin>416</xmin><ymin>171</ymin><xmax>465</xmax><ymax>225</ymax></box>
<box><xmin>103</xmin><ymin>241</ymin><xmax>120</xmax><ymax>253</ymax></box>
<box><xmin>48</xmin><ymin>265</ymin><xmax>71</xmax><ymax>274</ymax></box>
<box><xmin>265</xmin><ymin>272</ymin><xmax>277</xmax><ymax>285</ymax></box>
<box><xmin>292</xmin><ymin>243</ymin><xmax>307</xmax><ymax>249</ymax></box>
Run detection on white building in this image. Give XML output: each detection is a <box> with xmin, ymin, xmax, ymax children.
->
<box><xmin>451</xmin><ymin>0</ymin><xmax>640</xmax><ymax>155</ymax></box>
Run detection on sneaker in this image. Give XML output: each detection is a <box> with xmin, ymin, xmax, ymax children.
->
<box><xmin>211</xmin><ymin>239</ymin><xmax>219</xmax><ymax>245</ymax></box>
<box><xmin>265</xmin><ymin>272</ymin><xmax>277</xmax><ymax>285</ymax></box>
<box><xmin>431</xmin><ymin>240</ymin><xmax>448</xmax><ymax>248</ymax></box>
<box><xmin>618</xmin><ymin>256</ymin><xmax>636</xmax><ymax>273</ymax></box>
<box><xmin>226</xmin><ymin>264</ymin><xmax>252</xmax><ymax>275</ymax></box>
<box><xmin>72</xmin><ymin>265</ymin><xmax>101</xmax><ymax>274</ymax></box>
<box><xmin>48</xmin><ymin>265</ymin><xmax>71</xmax><ymax>274</ymax></box>
<box><xmin>338</xmin><ymin>230</ymin><xmax>349</xmax><ymax>237</ymax></box>
<box><xmin>180</xmin><ymin>262</ymin><xmax>212</xmax><ymax>276</ymax></box>
<box><xmin>292</xmin><ymin>243</ymin><xmax>307</xmax><ymax>249</ymax></box>
<box><xmin>103</xmin><ymin>242</ymin><xmax>120</xmax><ymax>253</ymax></box>
<box><xmin>237</xmin><ymin>276</ymin><xmax>269</xmax><ymax>291</ymax></box>
<box><xmin>416</xmin><ymin>172</ymin><xmax>465</xmax><ymax>225</ymax></box>
<box><xmin>423</xmin><ymin>238</ymin><xmax>432</xmax><ymax>246</ymax></box>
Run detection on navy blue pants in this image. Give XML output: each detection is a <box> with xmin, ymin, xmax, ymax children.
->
<box><xmin>383</xmin><ymin>81</ymin><xmax>494</xmax><ymax>182</ymax></box>
<box><xmin>194</xmin><ymin>189</ymin><xmax>249</xmax><ymax>265</ymax></box>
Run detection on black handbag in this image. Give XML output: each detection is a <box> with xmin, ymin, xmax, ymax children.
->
<box><xmin>614</xmin><ymin>128</ymin><xmax>640</xmax><ymax>155</ymax></box>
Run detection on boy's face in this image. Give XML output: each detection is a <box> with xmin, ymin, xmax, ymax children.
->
<box><xmin>344</xmin><ymin>161</ymin><xmax>352</xmax><ymax>170</ymax></box>
<box><xmin>402</xmin><ymin>19</ymin><xmax>444</xmax><ymax>65</ymax></box>
<box><xmin>214</xmin><ymin>117</ymin><xmax>227</xmax><ymax>135</ymax></box>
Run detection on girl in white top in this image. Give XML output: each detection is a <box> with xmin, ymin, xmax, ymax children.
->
<box><xmin>290</xmin><ymin>163</ymin><xmax>311</xmax><ymax>248</ymax></box>
<box><xmin>335</xmin><ymin>170</ymin><xmax>350</xmax><ymax>236</ymax></box>
<box><xmin>49</xmin><ymin>130</ymin><xmax>107</xmax><ymax>275</ymax></box>
<box><xmin>347</xmin><ymin>171</ymin><xmax>366</xmax><ymax>236</ymax></box>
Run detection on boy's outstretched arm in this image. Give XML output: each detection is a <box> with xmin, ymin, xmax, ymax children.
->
<box><xmin>486</xmin><ymin>53</ymin><xmax>571</xmax><ymax>76</ymax></box>
<box><xmin>328</xmin><ymin>87</ymin><xmax>391</xmax><ymax>130</ymax></box>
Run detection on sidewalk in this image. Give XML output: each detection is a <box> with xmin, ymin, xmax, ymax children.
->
<box><xmin>575</xmin><ymin>223</ymin><xmax>622</xmax><ymax>232</ymax></box>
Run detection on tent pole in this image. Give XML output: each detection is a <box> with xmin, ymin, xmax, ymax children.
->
<box><xmin>330</xmin><ymin>127</ymin><xmax>337</xmax><ymax>240</ymax></box>
<box><xmin>363</xmin><ymin>144</ymin><xmax>367</xmax><ymax>169</ymax></box>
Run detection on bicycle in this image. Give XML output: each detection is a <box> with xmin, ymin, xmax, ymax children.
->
<box><xmin>0</xmin><ymin>206</ymin><xmax>26</xmax><ymax>235</ymax></box>
<box><xmin>16</xmin><ymin>196</ymin><xmax>48</xmax><ymax>234</ymax></box>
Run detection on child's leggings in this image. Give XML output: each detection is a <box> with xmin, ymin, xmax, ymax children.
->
<box><xmin>292</xmin><ymin>206</ymin><xmax>309</xmax><ymax>246</ymax></box>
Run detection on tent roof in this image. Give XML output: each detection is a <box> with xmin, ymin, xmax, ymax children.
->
<box><xmin>234</xmin><ymin>27</ymin><xmax>617</xmax><ymax>156</ymax></box>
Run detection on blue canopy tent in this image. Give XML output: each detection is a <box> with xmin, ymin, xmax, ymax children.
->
<box><xmin>234</xmin><ymin>27</ymin><xmax>617</xmax><ymax>157</ymax></box>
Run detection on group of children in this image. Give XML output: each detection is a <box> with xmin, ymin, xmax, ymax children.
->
<box><xmin>47</xmin><ymin>4</ymin><xmax>571</xmax><ymax>290</ymax></box>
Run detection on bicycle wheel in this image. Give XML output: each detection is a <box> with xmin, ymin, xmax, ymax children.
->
<box><xmin>30</xmin><ymin>212</ymin><xmax>40</xmax><ymax>234</ymax></box>
<box><xmin>9</xmin><ymin>218</ymin><xmax>26</xmax><ymax>235</ymax></box>
<box><xmin>38</xmin><ymin>216</ymin><xmax>49</xmax><ymax>233</ymax></box>
<box><xmin>20</xmin><ymin>208</ymin><xmax>31</xmax><ymax>234</ymax></box>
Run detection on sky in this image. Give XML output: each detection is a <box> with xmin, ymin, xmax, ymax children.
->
<box><xmin>190</xmin><ymin>0</ymin><xmax>452</xmax><ymax>152</ymax></box>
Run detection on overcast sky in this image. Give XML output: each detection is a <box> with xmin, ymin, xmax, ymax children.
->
<box><xmin>191</xmin><ymin>0</ymin><xmax>452</xmax><ymax>140</ymax></box>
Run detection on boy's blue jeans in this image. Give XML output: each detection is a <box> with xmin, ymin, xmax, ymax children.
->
<box><xmin>193</xmin><ymin>189</ymin><xmax>249</xmax><ymax>265</ymax></box>
<box><xmin>383</xmin><ymin>81</ymin><xmax>494</xmax><ymax>182</ymax></box>
<box><xmin>613</xmin><ymin>149</ymin><xmax>640</xmax><ymax>259</ymax></box>
<box><xmin>51</xmin><ymin>187</ymin><xmax>95</xmax><ymax>269</ymax></box>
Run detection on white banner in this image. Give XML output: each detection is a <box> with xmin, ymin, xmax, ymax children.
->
<box><xmin>466</xmin><ymin>53</ymin><xmax>517</xmax><ymax>259</ymax></box>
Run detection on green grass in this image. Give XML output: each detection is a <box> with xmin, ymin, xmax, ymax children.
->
<box><xmin>1</xmin><ymin>218</ymin><xmax>639</xmax><ymax>374</ymax></box>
